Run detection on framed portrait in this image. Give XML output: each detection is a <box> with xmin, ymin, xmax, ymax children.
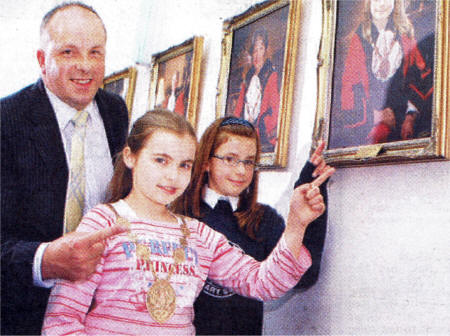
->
<box><xmin>216</xmin><ymin>0</ymin><xmax>302</xmax><ymax>168</ymax></box>
<box><xmin>148</xmin><ymin>36</ymin><xmax>204</xmax><ymax>130</ymax></box>
<box><xmin>103</xmin><ymin>67</ymin><xmax>137</xmax><ymax>120</ymax></box>
<box><xmin>313</xmin><ymin>0</ymin><xmax>449</xmax><ymax>167</ymax></box>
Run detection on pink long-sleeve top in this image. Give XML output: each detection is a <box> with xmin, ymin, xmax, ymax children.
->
<box><xmin>42</xmin><ymin>200</ymin><xmax>311</xmax><ymax>335</ymax></box>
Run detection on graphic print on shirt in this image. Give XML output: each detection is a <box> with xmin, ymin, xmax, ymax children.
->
<box><xmin>201</xmin><ymin>240</ymin><xmax>244</xmax><ymax>298</ymax></box>
<box><xmin>121</xmin><ymin>233</ymin><xmax>200</xmax><ymax>311</ymax></box>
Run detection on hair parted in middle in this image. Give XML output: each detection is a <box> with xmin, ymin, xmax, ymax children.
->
<box><xmin>173</xmin><ymin>116</ymin><xmax>265</xmax><ymax>240</ymax></box>
<box><xmin>108</xmin><ymin>108</ymin><xmax>197</xmax><ymax>203</ymax></box>
<box><xmin>249</xmin><ymin>27</ymin><xmax>269</xmax><ymax>54</ymax></box>
<box><xmin>361</xmin><ymin>0</ymin><xmax>414</xmax><ymax>45</ymax></box>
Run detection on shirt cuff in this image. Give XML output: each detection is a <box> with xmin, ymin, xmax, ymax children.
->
<box><xmin>406</xmin><ymin>100</ymin><xmax>419</xmax><ymax>115</ymax></box>
<box><xmin>33</xmin><ymin>242</ymin><xmax>56</xmax><ymax>288</ymax></box>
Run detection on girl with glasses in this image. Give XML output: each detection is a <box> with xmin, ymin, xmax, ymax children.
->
<box><xmin>173</xmin><ymin>116</ymin><xmax>335</xmax><ymax>335</ymax></box>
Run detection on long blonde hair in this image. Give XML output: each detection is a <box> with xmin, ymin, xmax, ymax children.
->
<box><xmin>361</xmin><ymin>0</ymin><xmax>414</xmax><ymax>45</ymax></box>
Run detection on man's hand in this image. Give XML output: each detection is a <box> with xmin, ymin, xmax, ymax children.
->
<box><xmin>41</xmin><ymin>225</ymin><xmax>128</xmax><ymax>281</ymax></box>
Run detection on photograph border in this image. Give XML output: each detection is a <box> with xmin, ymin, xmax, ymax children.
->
<box><xmin>103</xmin><ymin>67</ymin><xmax>137</xmax><ymax>121</ymax></box>
<box><xmin>148</xmin><ymin>36</ymin><xmax>204</xmax><ymax>130</ymax></box>
<box><xmin>216</xmin><ymin>0</ymin><xmax>302</xmax><ymax>168</ymax></box>
<box><xmin>312</xmin><ymin>0</ymin><xmax>449</xmax><ymax>167</ymax></box>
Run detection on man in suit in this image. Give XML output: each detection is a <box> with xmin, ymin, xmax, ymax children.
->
<box><xmin>1</xmin><ymin>3</ymin><xmax>129</xmax><ymax>334</ymax></box>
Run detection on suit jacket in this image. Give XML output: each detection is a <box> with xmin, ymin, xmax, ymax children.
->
<box><xmin>1</xmin><ymin>79</ymin><xmax>129</xmax><ymax>335</ymax></box>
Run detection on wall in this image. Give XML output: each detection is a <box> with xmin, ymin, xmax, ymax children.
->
<box><xmin>1</xmin><ymin>0</ymin><xmax>449</xmax><ymax>334</ymax></box>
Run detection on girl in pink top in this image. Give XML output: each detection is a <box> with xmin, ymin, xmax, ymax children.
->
<box><xmin>42</xmin><ymin>109</ymin><xmax>332</xmax><ymax>335</ymax></box>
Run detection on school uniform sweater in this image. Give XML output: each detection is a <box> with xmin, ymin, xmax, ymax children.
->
<box><xmin>41</xmin><ymin>201</ymin><xmax>311</xmax><ymax>336</ymax></box>
<box><xmin>193</xmin><ymin>161</ymin><xmax>328</xmax><ymax>335</ymax></box>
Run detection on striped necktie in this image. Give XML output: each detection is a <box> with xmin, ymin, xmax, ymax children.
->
<box><xmin>63</xmin><ymin>109</ymin><xmax>89</xmax><ymax>233</ymax></box>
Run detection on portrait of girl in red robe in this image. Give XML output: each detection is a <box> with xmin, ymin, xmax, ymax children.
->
<box><xmin>329</xmin><ymin>0</ymin><xmax>435</xmax><ymax>149</ymax></box>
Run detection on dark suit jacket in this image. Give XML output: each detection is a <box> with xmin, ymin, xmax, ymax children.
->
<box><xmin>1</xmin><ymin>79</ymin><xmax>129</xmax><ymax>335</ymax></box>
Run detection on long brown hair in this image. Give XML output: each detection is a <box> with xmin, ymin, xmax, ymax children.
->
<box><xmin>173</xmin><ymin>116</ymin><xmax>265</xmax><ymax>240</ymax></box>
<box><xmin>107</xmin><ymin>108</ymin><xmax>196</xmax><ymax>202</ymax></box>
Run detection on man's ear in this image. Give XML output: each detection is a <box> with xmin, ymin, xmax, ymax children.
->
<box><xmin>37</xmin><ymin>49</ymin><xmax>46</xmax><ymax>75</ymax></box>
<box><xmin>122</xmin><ymin>147</ymin><xmax>135</xmax><ymax>169</ymax></box>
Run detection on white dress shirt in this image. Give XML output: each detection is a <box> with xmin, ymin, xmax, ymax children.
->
<box><xmin>203</xmin><ymin>185</ymin><xmax>239</xmax><ymax>212</ymax></box>
<box><xmin>33</xmin><ymin>87</ymin><xmax>114</xmax><ymax>287</ymax></box>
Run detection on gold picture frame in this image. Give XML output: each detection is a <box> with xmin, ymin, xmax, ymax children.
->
<box><xmin>103</xmin><ymin>67</ymin><xmax>137</xmax><ymax>121</ymax></box>
<box><xmin>313</xmin><ymin>0</ymin><xmax>449</xmax><ymax>167</ymax></box>
<box><xmin>216</xmin><ymin>0</ymin><xmax>301</xmax><ymax>168</ymax></box>
<box><xmin>148</xmin><ymin>36</ymin><xmax>204</xmax><ymax>130</ymax></box>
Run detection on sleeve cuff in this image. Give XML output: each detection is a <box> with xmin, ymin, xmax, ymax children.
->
<box><xmin>295</xmin><ymin>161</ymin><xmax>315</xmax><ymax>187</ymax></box>
<box><xmin>406</xmin><ymin>100</ymin><xmax>419</xmax><ymax>115</ymax></box>
<box><xmin>33</xmin><ymin>242</ymin><xmax>56</xmax><ymax>288</ymax></box>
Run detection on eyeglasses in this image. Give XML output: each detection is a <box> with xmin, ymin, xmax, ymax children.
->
<box><xmin>212</xmin><ymin>155</ymin><xmax>258</xmax><ymax>170</ymax></box>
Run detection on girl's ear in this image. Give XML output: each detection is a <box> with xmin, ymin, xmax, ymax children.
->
<box><xmin>122</xmin><ymin>147</ymin><xmax>136</xmax><ymax>169</ymax></box>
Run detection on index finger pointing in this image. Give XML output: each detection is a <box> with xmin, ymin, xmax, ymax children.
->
<box><xmin>310</xmin><ymin>166</ymin><xmax>335</xmax><ymax>188</ymax></box>
<box><xmin>310</xmin><ymin>140</ymin><xmax>326</xmax><ymax>165</ymax></box>
<box><xmin>81</xmin><ymin>225</ymin><xmax>129</xmax><ymax>247</ymax></box>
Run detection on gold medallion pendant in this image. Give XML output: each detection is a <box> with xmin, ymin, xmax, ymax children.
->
<box><xmin>108</xmin><ymin>205</ymin><xmax>190</xmax><ymax>324</ymax></box>
<box><xmin>173</xmin><ymin>247</ymin><xmax>186</xmax><ymax>263</ymax></box>
<box><xmin>146</xmin><ymin>279</ymin><xmax>176</xmax><ymax>323</ymax></box>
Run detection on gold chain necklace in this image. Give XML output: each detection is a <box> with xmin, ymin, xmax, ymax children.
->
<box><xmin>107</xmin><ymin>204</ymin><xmax>190</xmax><ymax>323</ymax></box>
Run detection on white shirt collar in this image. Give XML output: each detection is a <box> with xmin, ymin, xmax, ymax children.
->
<box><xmin>112</xmin><ymin>199</ymin><xmax>183</xmax><ymax>226</ymax></box>
<box><xmin>45</xmin><ymin>85</ymin><xmax>94</xmax><ymax>130</ymax></box>
<box><xmin>203</xmin><ymin>185</ymin><xmax>239</xmax><ymax>212</ymax></box>
<box><xmin>112</xmin><ymin>199</ymin><xmax>140</xmax><ymax>220</ymax></box>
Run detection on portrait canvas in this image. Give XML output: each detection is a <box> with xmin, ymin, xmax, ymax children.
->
<box><xmin>149</xmin><ymin>36</ymin><xmax>203</xmax><ymax>130</ymax></box>
<box><xmin>217</xmin><ymin>0</ymin><xmax>301</xmax><ymax>168</ymax></box>
<box><xmin>154</xmin><ymin>50</ymin><xmax>194</xmax><ymax>119</ymax></box>
<box><xmin>225</xmin><ymin>6</ymin><xmax>288</xmax><ymax>154</ymax></box>
<box><xmin>104</xmin><ymin>77</ymin><xmax>127</xmax><ymax>98</ymax></box>
<box><xmin>329</xmin><ymin>0</ymin><xmax>436</xmax><ymax>149</ymax></box>
<box><xmin>314</xmin><ymin>0</ymin><xmax>449</xmax><ymax>166</ymax></box>
<box><xmin>103</xmin><ymin>67</ymin><xmax>137</xmax><ymax>120</ymax></box>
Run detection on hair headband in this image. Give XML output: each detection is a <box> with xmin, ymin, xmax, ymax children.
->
<box><xmin>220</xmin><ymin>117</ymin><xmax>255</xmax><ymax>130</ymax></box>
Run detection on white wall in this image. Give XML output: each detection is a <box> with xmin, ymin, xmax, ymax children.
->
<box><xmin>2</xmin><ymin>0</ymin><xmax>449</xmax><ymax>334</ymax></box>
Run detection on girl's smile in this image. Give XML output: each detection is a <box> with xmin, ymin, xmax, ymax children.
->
<box><xmin>370</xmin><ymin>0</ymin><xmax>394</xmax><ymax>23</ymax></box>
<box><xmin>158</xmin><ymin>185</ymin><xmax>178</xmax><ymax>195</ymax></box>
<box><xmin>228</xmin><ymin>178</ymin><xmax>247</xmax><ymax>186</ymax></box>
<box><xmin>123</xmin><ymin>129</ymin><xmax>196</xmax><ymax>221</ymax></box>
<box><xmin>207</xmin><ymin>135</ymin><xmax>257</xmax><ymax>197</ymax></box>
